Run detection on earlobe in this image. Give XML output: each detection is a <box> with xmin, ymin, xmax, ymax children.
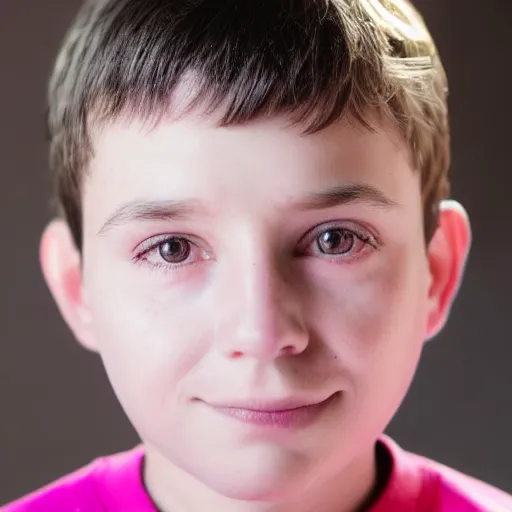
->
<box><xmin>40</xmin><ymin>219</ymin><xmax>98</xmax><ymax>352</ymax></box>
<box><xmin>426</xmin><ymin>200</ymin><xmax>471</xmax><ymax>339</ymax></box>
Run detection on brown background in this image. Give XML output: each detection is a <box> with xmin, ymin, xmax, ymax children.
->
<box><xmin>1</xmin><ymin>0</ymin><xmax>511</xmax><ymax>504</ymax></box>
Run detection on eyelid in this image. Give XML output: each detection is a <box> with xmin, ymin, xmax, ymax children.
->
<box><xmin>134</xmin><ymin>233</ymin><xmax>194</xmax><ymax>257</ymax></box>
<box><xmin>302</xmin><ymin>220</ymin><xmax>379</xmax><ymax>248</ymax></box>
<box><xmin>132</xmin><ymin>221</ymin><xmax>379</xmax><ymax>271</ymax></box>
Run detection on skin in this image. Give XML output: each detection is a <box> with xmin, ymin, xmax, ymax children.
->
<box><xmin>40</xmin><ymin>111</ymin><xmax>470</xmax><ymax>512</ymax></box>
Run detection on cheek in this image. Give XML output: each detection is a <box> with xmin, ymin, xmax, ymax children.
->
<box><xmin>307</xmin><ymin>246</ymin><xmax>430</xmax><ymax>435</ymax></box>
<box><xmin>85</xmin><ymin>269</ymin><xmax>207</xmax><ymax>428</ymax></box>
<box><xmin>310</xmin><ymin>247</ymin><xmax>430</xmax><ymax>381</ymax></box>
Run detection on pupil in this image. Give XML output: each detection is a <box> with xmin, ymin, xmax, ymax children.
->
<box><xmin>318</xmin><ymin>230</ymin><xmax>353</xmax><ymax>254</ymax></box>
<box><xmin>159</xmin><ymin>239</ymin><xmax>190</xmax><ymax>263</ymax></box>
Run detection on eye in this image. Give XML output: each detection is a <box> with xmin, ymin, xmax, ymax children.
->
<box><xmin>316</xmin><ymin>229</ymin><xmax>357</xmax><ymax>255</ymax></box>
<box><xmin>158</xmin><ymin>238</ymin><xmax>191</xmax><ymax>263</ymax></box>
<box><xmin>134</xmin><ymin>235</ymin><xmax>210</xmax><ymax>270</ymax></box>
<box><xmin>304</xmin><ymin>224</ymin><xmax>378</xmax><ymax>260</ymax></box>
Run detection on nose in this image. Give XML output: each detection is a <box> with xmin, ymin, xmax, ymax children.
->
<box><xmin>214</xmin><ymin>253</ymin><xmax>310</xmax><ymax>361</ymax></box>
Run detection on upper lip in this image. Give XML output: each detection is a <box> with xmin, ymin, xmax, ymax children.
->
<box><xmin>205</xmin><ymin>393</ymin><xmax>336</xmax><ymax>413</ymax></box>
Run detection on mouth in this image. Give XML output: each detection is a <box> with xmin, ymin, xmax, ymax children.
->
<box><xmin>207</xmin><ymin>392</ymin><xmax>340</xmax><ymax>429</ymax></box>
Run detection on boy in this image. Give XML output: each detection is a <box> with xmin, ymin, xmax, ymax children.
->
<box><xmin>3</xmin><ymin>0</ymin><xmax>511</xmax><ymax>510</ymax></box>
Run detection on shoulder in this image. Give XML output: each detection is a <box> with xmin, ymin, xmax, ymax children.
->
<box><xmin>383</xmin><ymin>436</ymin><xmax>512</xmax><ymax>512</ymax></box>
<box><xmin>2</xmin><ymin>446</ymin><xmax>145</xmax><ymax>512</ymax></box>
<box><xmin>2</xmin><ymin>458</ymin><xmax>106</xmax><ymax>512</ymax></box>
<box><xmin>415</xmin><ymin>453</ymin><xmax>512</xmax><ymax>512</ymax></box>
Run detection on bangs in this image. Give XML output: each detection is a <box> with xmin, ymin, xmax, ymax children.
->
<box><xmin>48</xmin><ymin>0</ymin><xmax>449</xmax><ymax>250</ymax></box>
<box><xmin>58</xmin><ymin>0</ymin><xmax>393</xmax><ymax>136</ymax></box>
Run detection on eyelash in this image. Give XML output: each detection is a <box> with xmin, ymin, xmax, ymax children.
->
<box><xmin>133</xmin><ymin>223</ymin><xmax>379</xmax><ymax>273</ymax></box>
<box><xmin>133</xmin><ymin>234</ymin><xmax>208</xmax><ymax>273</ymax></box>
<box><xmin>308</xmin><ymin>225</ymin><xmax>377</xmax><ymax>260</ymax></box>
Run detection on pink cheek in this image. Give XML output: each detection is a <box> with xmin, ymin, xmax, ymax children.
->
<box><xmin>132</xmin><ymin>258</ymin><xmax>215</xmax><ymax>291</ymax></box>
<box><xmin>318</xmin><ymin>276</ymin><xmax>407</xmax><ymax>351</ymax></box>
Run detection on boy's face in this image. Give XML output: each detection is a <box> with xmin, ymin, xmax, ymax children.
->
<box><xmin>42</xmin><ymin>112</ymin><xmax>469</xmax><ymax>502</ymax></box>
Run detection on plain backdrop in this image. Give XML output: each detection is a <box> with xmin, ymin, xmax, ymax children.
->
<box><xmin>1</xmin><ymin>0</ymin><xmax>511</xmax><ymax>504</ymax></box>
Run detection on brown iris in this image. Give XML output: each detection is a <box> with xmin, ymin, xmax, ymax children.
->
<box><xmin>158</xmin><ymin>238</ymin><xmax>191</xmax><ymax>263</ymax></box>
<box><xmin>317</xmin><ymin>230</ymin><xmax>355</xmax><ymax>255</ymax></box>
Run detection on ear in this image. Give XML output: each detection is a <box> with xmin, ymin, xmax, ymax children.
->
<box><xmin>425</xmin><ymin>200</ymin><xmax>471</xmax><ymax>339</ymax></box>
<box><xmin>40</xmin><ymin>219</ymin><xmax>98</xmax><ymax>352</ymax></box>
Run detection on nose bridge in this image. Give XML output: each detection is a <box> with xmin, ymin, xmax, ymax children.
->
<box><xmin>216</xmin><ymin>233</ymin><xmax>309</xmax><ymax>360</ymax></box>
<box><xmin>238</xmin><ymin>252</ymin><xmax>289</xmax><ymax>340</ymax></box>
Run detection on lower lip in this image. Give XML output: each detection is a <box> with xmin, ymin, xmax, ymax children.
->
<box><xmin>211</xmin><ymin>393</ymin><xmax>338</xmax><ymax>429</ymax></box>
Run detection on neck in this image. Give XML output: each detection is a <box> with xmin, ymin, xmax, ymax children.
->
<box><xmin>143</xmin><ymin>443</ymin><xmax>386</xmax><ymax>512</ymax></box>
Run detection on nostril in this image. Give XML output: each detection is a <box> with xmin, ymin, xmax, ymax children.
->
<box><xmin>280</xmin><ymin>345</ymin><xmax>297</xmax><ymax>356</ymax></box>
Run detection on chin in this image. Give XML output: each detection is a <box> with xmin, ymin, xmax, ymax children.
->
<box><xmin>193</xmin><ymin>453</ymin><xmax>315</xmax><ymax>502</ymax></box>
<box><xmin>202</xmin><ymin>473</ymin><xmax>302</xmax><ymax>502</ymax></box>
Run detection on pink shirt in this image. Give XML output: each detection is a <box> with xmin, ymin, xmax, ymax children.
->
<box><xmin>3</xmin><ymin>436</ymin><xmax>512</xmax><ymax>511</ymax></box>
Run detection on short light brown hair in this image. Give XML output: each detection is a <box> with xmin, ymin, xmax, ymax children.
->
<box><xmin>47</xmin><ymin>0</ymin><xmax>450</xmax><ymax>250</ymax></box>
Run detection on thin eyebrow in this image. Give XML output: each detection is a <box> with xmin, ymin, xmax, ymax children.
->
<box><xmin>98</xmin><ymin>184</ymin><xmax>397</xmax><ymax>236</ymax></box>
<box><xmin>290</xmin><ymin>183</ymin><xmax>399</xmax><ymax>211</ymax></box>
<box><xmin>98</xmin><ymin>199</ymin><xmax>206</xmax><ymax>235</ymax></box>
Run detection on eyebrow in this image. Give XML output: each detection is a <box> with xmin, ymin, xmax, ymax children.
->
<box><xmin>98</xmin><ymin>183</ymin><xmax>398</xmax><ymax>235</ymax></box>
<box><xmin>98</xmin><ymin>199</ymin><xmax>206</xmax><ymax>235</ymax></box>
<box><xmin>290</xmin><ymin>183</ymin><xmax>398</xmax><ymax>211</ymax></box>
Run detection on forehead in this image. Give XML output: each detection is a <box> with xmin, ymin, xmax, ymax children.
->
<box><xmin>84</xmin><ymin>113</ymin><xmax>418</xmax><ymax>228</ymax></box>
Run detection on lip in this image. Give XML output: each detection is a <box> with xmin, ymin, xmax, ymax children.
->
<box><xmin>207</xmin><ymin>392</ymin><xmax>339</xmax><ymax>429</ymax></box>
